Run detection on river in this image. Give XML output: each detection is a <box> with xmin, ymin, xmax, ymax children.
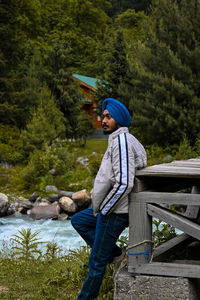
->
<box><xmin>0</xmin><ymin>213</ymin><xmax>86</xmax><ymax>255</ymax></box>
<box><xmin>0</xmin><ymin>213</ymin><xmax>129</xmax><ymax>256</ymax></box>
<box><xmin>0</xmin><ymin>213</ymin><xmax>181</xmax><ymax>256</ymax></box>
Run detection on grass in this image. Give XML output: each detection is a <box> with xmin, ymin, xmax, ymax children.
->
<box><xmin>68</xmin><ymin>139</ymin><xmax>108</xmax><ymax>156</ymax></box>
<box><xmin>0</xmin><ymin>245</ymin><xmax>114</xmax><ymax>300</ymax></box>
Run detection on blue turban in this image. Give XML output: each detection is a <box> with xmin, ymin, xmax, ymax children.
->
<box><xmin>102</xmin><ymin>98</ymin><xmax>131</xmax><ymax>127</ymax></box>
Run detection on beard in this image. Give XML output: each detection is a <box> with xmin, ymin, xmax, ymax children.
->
<box><xmin>103</xmin><ymin>124</ymin><xmax>119</xmax><ymax>135</ymax></box>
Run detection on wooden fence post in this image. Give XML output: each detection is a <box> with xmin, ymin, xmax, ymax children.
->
<box><xmin>128</xmin><ymin>189</ymin><xmax>152</xmax><ymax>273</ymax></box>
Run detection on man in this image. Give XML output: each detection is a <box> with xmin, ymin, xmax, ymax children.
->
<box><xmin>71</xmin><ymin>98</ymin><xmax>147</xmax><ymax>299</ymax></box>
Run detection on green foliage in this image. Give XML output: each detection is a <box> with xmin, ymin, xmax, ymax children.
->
<box><xmin>117</xmin><ymin>234</ymin><xmax>129</xmax><ymax>248</ymax></box>
<box><xmin>45</xmin><ymin>242</ymin><xmax>63</xmax><ymax>260</ymax></box>
<box><xmin>194</xmin><ymin>136</ymin><xmax>200</xmax><ymax>156</ymax></box>
<box><xmin>127</xmin><ymin>0</ymin><xmax>200</xmax><ymax>145</ymax></box>
<box><xmin>21</xmin><ymin>142</ymin><xmax>75</xmax><ymax>190</ymax></box>
<box><xmin>174</xmin><ymin>137</ymin><xmax>196</xmax><ymax>160</ymax></box>
<box><xmin>145</xmin><ymin>144</ymin><xmax>172</xmax><ymax>166</ymax></box>
<box><xmin>58</xmin><ymin>167</ymin><xmax>93</xmax><ymax>192</ymax></box>
<box><xmin>11</xmin><ymin>228</ymin><xmax>43</xmax><ymax>260</ymax></box>
<box><xmin>0</xmin><ymin>237</ymin><xmax>114</xmax><ymax>299</ymax></box>
<box><xmin>153</xmin><ymin>219</ymin><xmax>176</xmax><ymax>247</ymax></box>
<box><xmin>88</xmin><ymin>153</ymin><xmax>103</xmax><ymax>177</ymax></box>
<box><xmin>74</xmin><ymin>111</ymin><xmax>95</xmax><ymax>146</ymax></box>
<box><xmin>95</xmin><ymin>30</ymin><xmax>130</xmax><ymax>111</ymax></box>
<box><xmin>0</xmin><ymin>125</ymin><xmax>24</xmax><ymax>164</ymax></box>
<box><xmin>107</xmin><ymin>0</ymin><xmax>152</xmax><ymax>17</ymax></box>
<box><xmin>22</xmin><ymin>85</ymin><xmax>66</xmax><ymax>157</ymax></box>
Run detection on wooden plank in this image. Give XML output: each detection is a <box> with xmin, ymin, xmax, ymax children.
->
<box><xmin>184</xmin><ymin>186</ymin><xmax>200</xmax><ymax>219</ymax></box>
<box><xmin>132</xmin><ymin>177</ymin><xmax>149</xmax><ymax>193</ymax></box>
<box><xmin>147</xmin><ymin>204</ymin><xmax>200</xmax><ymax>240</ymax></box>
<box><xmin>132</xmin><ymin>176</ymin><xmax>200</xmax><ymax>193</ymax></box>
<box><xmin>130</xmin><ymin>191</ymin><xmax>200</xmax><ymax>205</ymax></box>
<box><xmin>128</xmin><ymin>193</ymin><xmax>152</xmax><ymax>269</ymax></box>
<box><xmin>169</xmin><ymin>162</ymin><xmax>200</xmax><ymax>168</ymax></box>
<box><xmin>128</xmin><ymin>262</ymin><xmax>200</xmax><ymax>278</ymax></box>
<box><xmin>136</xmin><ymin>166</ymin><xmax>200</xmax><ymax>178</ymax></box>
<box><xmin>153</xmin><ymin>233</ymin><xmax>193</xmax><ymax>262</ymax></box>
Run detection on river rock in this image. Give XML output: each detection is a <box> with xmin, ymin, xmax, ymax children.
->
<box><xmin>58</xmin><ymin>190</ymin><xmax>74</xmax><ymax>198</ymax></box>
<box><xmin>0</xmin><ymin>193</ymin><xmax>9</xmax><ymax>217</ymax></box>
<box><xmin>34</xmin><ymin>198</ymin><xmax>50</xmax><ymax>206</ymax></box>
<box><xmin>57</xmin><ymin>213</ymin><xmax>69</xmax><ymax>221</ymax></box>
<box><xmin>49</xmin><ymin>168</ymin><xmax>56</xmax><ymax>175</ymax></box>
<box><xmin>59</xmin><ymin>197</ymin><xmax>77</xmax><ymax>214</ymax></box>
<box><xmin>72</xmin><ymin>189</ymin><xmax>91</xmax><ymax>208</ymax></box>
<box><xmin>45</xmin><ymin>185</ymin><xmax>58</xmax><ymax>192</ymax></box>
<box><xmin>37</xmin><ymin>202</ymin><xmax>49</xmax><ymax>206</ymax></box>
<box><xmin>48</xmin><ymin>194</ymin><xmax>59</xmax><ymax>203</ymax></box>
<box><xmin>29</xmin><ymin>204</ymin><xmax>60</xmax><ymax>220</ymax></box>
<box><xmin>0</xmin><ymin>193</ymin><xmax>8</xmax><ymax>202</ymax></box>
<box><xmin>29</xmin><ymin>192</ymin><xmax>39</xmax><ymax>203</ymax></box>
<box><xmin>16</xmin><ymin>197</ymin><xmax>33</xmax><ymax>214</ymax></box>
<box><xmin>162</xmin><ymin>155</ymin><xmax>173</xmax><ymax>163</ymax></box>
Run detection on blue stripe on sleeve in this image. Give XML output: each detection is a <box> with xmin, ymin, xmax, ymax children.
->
<box><xmin>101</xmin><ymin>133</ymin><xmax>129</xmax><ymax>215</ymax></box>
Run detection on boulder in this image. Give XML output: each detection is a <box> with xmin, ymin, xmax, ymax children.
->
<box><xmin>48</xmin><ymin>194</ymin><xmax>59</xmax><ymax>203</ymax></box>
<box><xmin>58</xmin><ymin>190</ymin><xmax>74</xmax><ymax>199</ymax></box>
<box><xmin>29</xmin><ymin>204</ymin><xmax>60</xmax><ymax>220</ymax></box>
<box><xmin>34</xmin><ymin>198</ymin><xmax>50</xmax><ymax>206</ymax></box>
<box><xmin>59</xmin><ymin>196</ymin><xmax>77</xmax><ymax>214</ymax></box>
<box><xmin>16</xmin><ymin>197</ymin><xmax>33</xmax><ymax>214</ymax></box>
<box><xmin>29</xmin><ymin>192</ymin><xmax>39</xmax><ymax>203</ymax></box>
<box><xmin>37</xmin><ymin>202</ymin><xmax>49</xmax><ymax>206</ymax></box>
<box><xmin>0</xmin><ymin>193</ymin><xmax>9</xmax><ymax>217</ymax></box>
<box><xmin>0</xmin><ymin>193</ymin><xmax>8</xmax><ymax>202</ymax></box>
<box><xmin>72</xmin><ymin>189</ymin><xmax>91</xmax><ymax>209</ymax></box>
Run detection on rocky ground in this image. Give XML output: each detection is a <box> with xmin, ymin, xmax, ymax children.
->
<box><xmin>0</xmin><ymin>186</ymin><xmax>92</xmax><ymax>220</ymax></box>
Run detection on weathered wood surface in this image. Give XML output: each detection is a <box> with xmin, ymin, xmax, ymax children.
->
<box><xmin>147</xmin><ymin>204</ymin><xmax>200</xmax><ymax>240</ymax></box>
<box><xmin>131</xmin><ymin>191</ymin><xmax>200</xmax><ymax>205</ymax></box>
<box><xmin>128</xmin><ymin>158</ymin><xmax>200</xmax><ymax>278</ymax></box>
<box><xmin>129</xmin><ymin>262</ymin><xmax>200</xmax><ymax>278</ymax></box>
<box><xmin>128</xmin><ymin>194</ymin><xmax>152</xmax><ymax>268</ymax></box>
<box><xmin>184</xmin><ymin>186</ymin><xmax>200</xmax><ymax>219</ymax></box>
<box><xmin>153</xmin><ymin>233</ymin><xmax>193</xmax><ymax>262</ymax></box>
<box><xmin>136</xmin><ymin>158</ymin><xmax>200</xmax><ymax>178</ymax></box>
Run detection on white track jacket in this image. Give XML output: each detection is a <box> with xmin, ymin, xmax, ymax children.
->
<box><xmin>92</xmin><ymin>127</ymin><xmax>147</xmax><ymax>216</ymax></box>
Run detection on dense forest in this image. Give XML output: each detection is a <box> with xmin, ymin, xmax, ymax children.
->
<box><xmin>0</xmin><ymin>0</ymin><xmax>200</xmax><ymax>165</ymax></box>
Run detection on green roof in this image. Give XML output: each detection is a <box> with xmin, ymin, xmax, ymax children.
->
<box><xmin>72</xmin><ymin>73</ymin><xmax>98</xmax><ymax>90</ymax></box>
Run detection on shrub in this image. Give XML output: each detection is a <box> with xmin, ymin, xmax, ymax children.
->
<box><xmin>21</xmin><ymin>142</ymin><xmax>75</xmax><ymax>190</ymax></box>
<box><xmin>57</xmin><ymin>167</ymin><xmax>93</xmax><ymax>192</ymax></box>
<box><xmin>0</xmin><ymin>124</ymin><xmax>24</xmax><ymax>164</ymax></box>
<box><xmin>11</xmin><ymin>228</ymin><xmax>43</xmax><ymax>260</ymax></box>
<box><xmin>174</xmin><ymin>136</ymin><xmax>196</xmax><ymax>160</ymax></box>
<box><xmin>88</xmin><ymin>153</ymin><xmax>103</xmax><ymax>177</ymax></box>
<box><xmin>21</xmin><ymin>85</ymin><xmax>66</xmax><ymax>158</ymax></box>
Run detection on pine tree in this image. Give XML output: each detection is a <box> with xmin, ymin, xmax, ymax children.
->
<box><xmin>94</xmin><ymin>30</ymin><xmax>130</xmax><ymax>113</ymax></box>
<box><xmin>0</xmin><ymin>0</ymin><xmax>41</xmax><ymax>128</ymax></box>
<box><xmin>41</xmin><ymin>38</ymin><xmax>82</xmax><ymax>138</ymax></box>
<box><xmin>22</xmin><ymin>85</ymin><xmax>66</xmax><ymax>156</ymax></box>
<box><xmin>128</xmin><ymin>0</ymin><xmax>200</xmax><ymax>145</ymax></box>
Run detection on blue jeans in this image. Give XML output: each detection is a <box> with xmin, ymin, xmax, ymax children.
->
<box><xmin>71</xmin><ymin>207</ymin><xmax>128</xmax><ymax>300</ymax></box>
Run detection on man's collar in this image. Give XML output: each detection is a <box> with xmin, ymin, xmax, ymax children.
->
<box><xmin>108</xmin><ymin>127</ymin><xmax>129</xmax><ymax>144</ymax></box>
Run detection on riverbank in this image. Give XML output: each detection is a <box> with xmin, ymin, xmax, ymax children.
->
<box><xmin>0</xmin><ymin>243</ymin><xmax>114</xmax><ymax>300</ymax></box>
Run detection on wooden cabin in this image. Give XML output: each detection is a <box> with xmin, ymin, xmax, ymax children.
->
<box><xmin>72</xmin><ymin>74</ymin><xmax>102</xmax><ymax>129</ymax></box>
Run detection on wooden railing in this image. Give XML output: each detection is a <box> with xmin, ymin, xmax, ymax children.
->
<box><xmin>128</xmin><ymin>158</ymin><xmax>200</xmax><ymax>278</ymax></box>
